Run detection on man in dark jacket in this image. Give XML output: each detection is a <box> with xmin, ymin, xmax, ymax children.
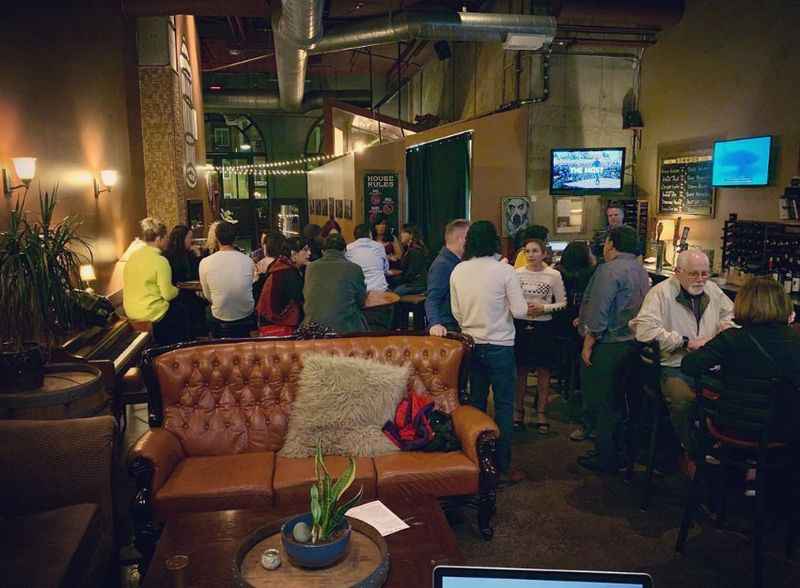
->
<box><xmin>302</xmin><ymin>234</ymin><xmax>368</xmax><ymax>334</ymax></box>
<box><xmin>425</xmin><ymin>219</ymin><xmax>470</xmax><ymax>336</ymax></box>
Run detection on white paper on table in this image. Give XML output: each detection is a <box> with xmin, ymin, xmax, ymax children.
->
<box><xmin>345</xmin><ymin>500</ymin><xmax>410</xmax><ymax>536</ymax></box>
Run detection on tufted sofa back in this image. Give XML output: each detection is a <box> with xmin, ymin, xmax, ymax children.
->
<box><xmin>146</xmin><ymin>335</ymin><xmax>468</xmax><ymax>457</ymax></box>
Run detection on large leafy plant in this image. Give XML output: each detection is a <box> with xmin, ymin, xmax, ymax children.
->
<box><xmin>0</xmin><ymin>187</ymin><xmax>89</xmax><ymax>352</ymax></box>
<box><xmin>309</xmin><ymin>441</ymin><xmax>363</xmax><ymax>544</ymax></box>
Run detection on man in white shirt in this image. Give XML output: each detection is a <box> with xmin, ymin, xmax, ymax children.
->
<box><xmin>450</xmin><ymin>221</ymin><xmax>532</xmax><ymax>482</ymax></box>
<box><xmin>630</xmin><ymin>249</ymin><xmax>735</xmax><ymax>451</ymax></box>
<box><xmin>199</xmin><ymin>221</ymin><xmax>256</xmax><ymax>337</ymax></box>
<box><xmin>346</xmin><ymin>223</ymin><xmax>389</xmax><ymax>291</ymax></box>
<box><xmin>345</xmin><ymin>223</ymin><xmax>391</xmax><ymax>330</ymax></box>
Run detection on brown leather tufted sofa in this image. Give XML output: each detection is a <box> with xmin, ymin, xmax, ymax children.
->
<box><xmin>128</xmin><ymin>333</ymin><xmax>499</xmax><ymax>565</ymax></box>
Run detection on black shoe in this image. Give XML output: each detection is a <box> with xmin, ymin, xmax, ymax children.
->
<box><xmin>577</xmin><ymin>455</ymin><xmax>624</xmax><ymax>474</ymax></box>
<box><xmin>513</xmin><ymin>421</ymin><xmax>526</xmax><ymax>432</ymax></box>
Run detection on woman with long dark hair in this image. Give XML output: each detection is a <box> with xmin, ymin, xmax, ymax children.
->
<box><xmin>164</xmin><ymin>224</ymin><xmax>205</xmax><ymax>338</ymax></box>
<box><xmin>371</xmin><ymin>214</ymin><xmax>402</xmax><ymax>265</ymax></box>
<box><xmin>392</xmin><ymin>223</ymin><xmax>430</xmax><ymax>296</ymax></box>
<box><xmin>554</xmin><ymin>240</ymin><xmax>597</xmax><ymax>441</ymax></box>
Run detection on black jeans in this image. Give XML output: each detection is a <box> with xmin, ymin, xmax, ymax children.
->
<box><xmin>152</xmin><ymin>302</ymin><xmax>189</xmax><ymax>346</ymax></box>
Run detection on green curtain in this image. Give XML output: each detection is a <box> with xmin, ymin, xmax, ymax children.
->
<box><xmin>406</xmin><ymin>132</ymin><xmax>470</xmax><ymax>254</ymax></box>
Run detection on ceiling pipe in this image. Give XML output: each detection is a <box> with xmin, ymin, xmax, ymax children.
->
<box><xmin>272</xmin><ymin>0</ymin><xmax>325</xmax><ymax>111</ymax></box>
<box><xmin>309</xmin><ymin>11</ymin><xmax>557</xmax><ymax>55</ymax></box>
<box><xmin>203</xmin><ymin>89</ymin><xmax>372</xmax><ymax>113</ymax></box>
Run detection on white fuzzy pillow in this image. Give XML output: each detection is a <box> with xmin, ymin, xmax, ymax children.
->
<box><xmin>278</xmin><ymin>353</ymin><xmax>410</xmax><ymax>458</ymax></box>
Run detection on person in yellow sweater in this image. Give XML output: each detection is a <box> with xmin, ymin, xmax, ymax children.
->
<box><xmin>123</xmin><ymin>217</ymin><xmax>185</xmax><ymax>345</ymax></box>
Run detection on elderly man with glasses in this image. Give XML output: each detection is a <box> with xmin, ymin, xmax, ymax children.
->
<box><xmin>630</xmin><ymin>249</ymin><xmax>736</xmax><ymax>455</ymax></box>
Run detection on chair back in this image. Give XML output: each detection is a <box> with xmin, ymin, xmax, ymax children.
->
<box><xmin>636</xmin><ymin>340</ymin><xmax>661</xmax><ymax>397</ymax></box>
<box><xmin>704</xmin><ymin>373</ymin><xmax>791</xmax><ymax>447</ymax></box>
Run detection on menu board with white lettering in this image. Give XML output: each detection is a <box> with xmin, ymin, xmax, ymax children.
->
<box><xmin>658</xmin><ymin>154</ymin><xmax>715</xmax><ymax>217</ymax></box>
<box><xmin>364</xmin><ymin>172</ymin><xmax>399</xmax><ymax>229</ymax></box>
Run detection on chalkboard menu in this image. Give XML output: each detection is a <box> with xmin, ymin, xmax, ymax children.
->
<box><xmin>658</xmin><ymin>154</ymin><xmax>715</xmax><ymax>217</ymax></box>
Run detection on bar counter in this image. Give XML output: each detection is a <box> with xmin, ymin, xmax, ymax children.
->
<box><xmin>644</xmin><ymin>264</ymin><xmax>800</xmax><ymax>310</ymax></box>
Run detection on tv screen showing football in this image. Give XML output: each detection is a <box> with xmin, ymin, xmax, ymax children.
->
<box><xmin>550</xmin><ymin>148</ymin><xmax>625</xmax><ymax>195</ymax></box>
<box><xmin>711</xmin><ymin>135</ymin><xmax>772</xmax><ymax>187</ymax></box>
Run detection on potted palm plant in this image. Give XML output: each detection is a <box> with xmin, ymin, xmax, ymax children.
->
<box><xmin>281</xmin><ymin>441</ymin><xmax>364</xmax><ymax>568</ymax></box>
<box><xmin>0</xmin><ymin>187</ymin><xmax>89</xmax><ymax>391</ymax></box>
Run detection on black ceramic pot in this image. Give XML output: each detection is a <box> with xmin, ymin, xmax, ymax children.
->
<box><xmin>0</xmin><ymin>342</ymin><xmax>45</xmax><ymax>392</ymax></box>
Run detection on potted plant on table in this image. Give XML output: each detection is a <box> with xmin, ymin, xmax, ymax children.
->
<box><xmin>281</xmin><ymin>441</ymin><xmax>364</xmax><ymax>568</ymax></box>
<box><xmin>0</xmin><ymin>188</ymin><xmax>90</xmax><ymax>391</ymax></box>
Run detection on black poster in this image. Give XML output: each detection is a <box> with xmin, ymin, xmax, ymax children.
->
<box><xmin>364</xmin><ymin>172</ymin><xmax>399</xmax><ymax>228</ymax></box>
<box><xmin>658</xmin><ymin>154</ymin><xmax>714</xmax><ymax>217</ymax></box>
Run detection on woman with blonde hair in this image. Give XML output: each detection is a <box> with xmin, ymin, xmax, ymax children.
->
<box><xmin>682</xmin><ymin>276</ymin><xmax>800</xmax><ymax>440</ymax></box>
<box><xmin>123</xmin><ymin>217</ymin><xmax>186</xmax><ymax>345</ymax></box>
<box><xmin>205</xmin><ymin>220</ymin><xmax>221</xmax><ymax>255</ymax></box>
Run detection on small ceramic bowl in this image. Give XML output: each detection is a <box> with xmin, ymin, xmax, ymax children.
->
<box><xmin>260</xmin><ymin>548</ymin><xmax>281</xmax><ymax>570</ymax></box>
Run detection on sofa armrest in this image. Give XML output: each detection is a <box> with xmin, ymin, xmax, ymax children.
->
<box><xmin>128</xmin><ymin>428</ymin><xmax>185</xmax><ymax>495</ymax></box>
<box><xmin>451</xmin><ymin>405</ymin><xmax>499</xmax><ymax>465</ymax></box>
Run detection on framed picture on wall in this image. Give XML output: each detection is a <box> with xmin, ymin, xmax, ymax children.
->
<box><xmin>321</xmin><ymin>198</ymin><xmax>328</xmax><ymax>216</ymax></box>
<box><xmin>328</xmin><ymin>197</ymin><xmax>335</xmax><ymax>217</ymax></box>
<box><xmin>335</xmin><ymin>199</ymin><xmax>344</xmax><ymax>219</ymax></box>
<box><xmin>501</xmin><ymin>196</ymin><xmax>531</xmax><ymax>237</ymax></box>
<box><xmin>344</xmin><ymin>200</ymin><xmax>353</xmax><ymax>220</ymax></box>
<box><xmin>553</xmin><ymin>197</ymin><xmax>585</xmax><ymax>234</ymax></box>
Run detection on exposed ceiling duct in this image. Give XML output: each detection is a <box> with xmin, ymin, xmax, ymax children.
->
<box><xmin>273</xmin><ymin>0</ymin><xmax>325</xmax><ymax>111</ymax></box>
<box><xmin>308</xmin><ymin>11</ymin><xmax>557</xmax><ymax>55</ymax></box>
<box><xmin>203</xmin><ymin>89</ymin><xmax>372</xmax><ymax>113</ymax></box>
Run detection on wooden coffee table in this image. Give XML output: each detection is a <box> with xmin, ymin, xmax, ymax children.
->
<box><xmin>142</xmin><ymin>496</ymin><xmax>463</xmax><ymax>587</ymax></box>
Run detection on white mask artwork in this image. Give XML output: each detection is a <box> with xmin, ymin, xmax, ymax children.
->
<box><xmin>503</xmin><ymin>197</ymin><xmax>530</xmax><ymax>236</ymax></box>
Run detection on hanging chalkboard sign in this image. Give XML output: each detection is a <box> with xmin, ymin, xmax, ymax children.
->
<box><xmin>658</xmin><ymin>153</ymin><xmax>715</xmax><ymax>218</ymax></box>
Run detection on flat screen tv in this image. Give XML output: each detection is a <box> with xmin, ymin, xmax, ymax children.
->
<box><xmin>712</xmin><ymin>135</ymin><xmax>772</xmax><ymax>187</ymax></box>
<box><xmin>550</xmin><ymin>148</ymin><xmax>626</xmax><ymax>195</ymax></box>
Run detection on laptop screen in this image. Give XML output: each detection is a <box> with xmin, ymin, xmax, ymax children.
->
<box><xmin>434</xmin><ymin>566</ymin><xmax>652</xmax><ymax>588</ymax></box>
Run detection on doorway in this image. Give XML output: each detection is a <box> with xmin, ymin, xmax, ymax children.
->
<box><xmin>405</xmin><ymin>132</ymin><xmax>472</xmax><ymax>253</ymax></box>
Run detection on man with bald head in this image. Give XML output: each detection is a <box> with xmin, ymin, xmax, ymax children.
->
<box><xmin>630</xmin><ymin>249</ymin><xmax>735</xmax><ymax>452</ymax></box>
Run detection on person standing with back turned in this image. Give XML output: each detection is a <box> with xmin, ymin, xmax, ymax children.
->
<box><xmin>577</xmin><ymin>225</ymin><xmax>649</xmax><ymax>474</ymax></box>
<box><xmin>450</xmin><ymin>221</ymin><xmax>532</xmax><ymax>483</ymax></box>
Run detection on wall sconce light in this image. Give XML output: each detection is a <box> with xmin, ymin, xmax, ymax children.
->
<box><xmin>79</xmin><ymin>264</ymin><xmax>97</xmax><ymax>293</ymax></box>
<box><xmin>94</xmin><ymin>169</ymin><xmax>119</xmax><ymax>198</ymax></box>
<box><xmin>2</xmin><ymin>157</ymin><xmax>37</xmax><ymax>197</ymax></box>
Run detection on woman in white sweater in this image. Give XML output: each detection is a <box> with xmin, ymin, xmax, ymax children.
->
<box><xmin>515</xmin><ymin>238</ymin><xmax>567</xmax><ymax>434</ymax></box>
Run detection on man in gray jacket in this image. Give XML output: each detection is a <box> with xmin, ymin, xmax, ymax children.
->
<box><xmin>302</xmin><ymin>234</ymin><xmax>368</xmax><ymax>334</ymax></box>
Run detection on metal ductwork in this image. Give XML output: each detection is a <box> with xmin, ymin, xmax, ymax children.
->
<box><xmin>309</xmin><ymin>11</ymin><xmax>557</xmax><ymax>55</ymax></box>
<box><xmin>273</xmin><ymin>0</ymin><xmax>325</xmax><ymax>112</ymax></box>
<box><xmin>203</xmin><ymin>90</ymin><xmax>372</xmax><ymax>113</ymax></box>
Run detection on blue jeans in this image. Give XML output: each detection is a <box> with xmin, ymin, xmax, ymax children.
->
<box><xmin>468</xmin><ymin>344</ymin><xmax>516</xmax><ymax>473</ymax></box>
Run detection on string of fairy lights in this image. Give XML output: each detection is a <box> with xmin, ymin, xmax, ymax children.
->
<box><xmin>211</xmin><ymin>152</ymin><xmax>346</xmax><ymax>176</ymax></box>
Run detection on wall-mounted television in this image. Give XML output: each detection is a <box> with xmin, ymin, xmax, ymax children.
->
<box><xmin>550</xmin><ymin>148</ymin><xmax>626</xmax><ymax>195</ymax></box>
<box><xmin>711</xmin><ymin>135</ymin><xmax>772</xmax><ymax>187</ymax></box>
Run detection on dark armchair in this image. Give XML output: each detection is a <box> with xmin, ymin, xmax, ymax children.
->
<box><xmin>0</xmin><ymin>416</ymin><xmax>116</xmax><ymax>588</ymax></box>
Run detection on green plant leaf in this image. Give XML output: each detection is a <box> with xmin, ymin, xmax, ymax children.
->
<box><xmin>310</xmin><ymin>484</ymin><xmax>321</xmax><ymax>526</ymax></box>
<box><xmin>330</xmin><ymin>456</ymin><xmax>357</xmax><ymax>503</ymax></box>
